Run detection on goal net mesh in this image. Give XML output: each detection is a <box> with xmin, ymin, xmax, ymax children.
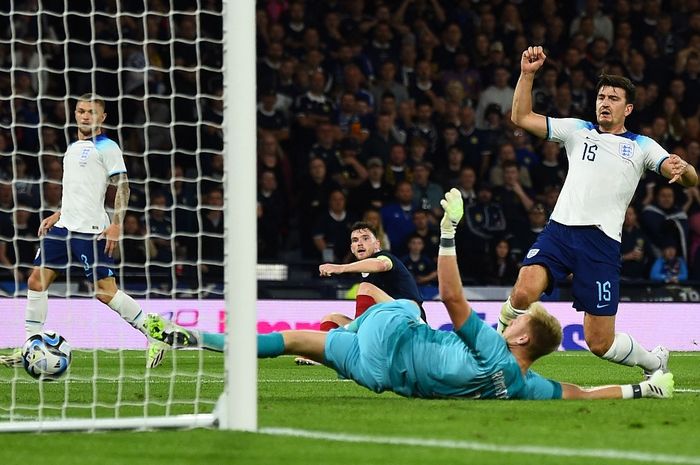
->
<box><xmin>0</xmin><ymin>0</ymin><xmax>226</xmax><ymax>429</ymax></box>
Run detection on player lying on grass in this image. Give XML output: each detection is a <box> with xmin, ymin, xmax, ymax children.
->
<box><xmin>147</xmin><ymin>190</ymin><xmax>673</xmax><ymax>400</ymax></box>
<box><xmin>295</xmin><ymin>220</ymin><xmax>427</xmax><ymax>365</ymax></box>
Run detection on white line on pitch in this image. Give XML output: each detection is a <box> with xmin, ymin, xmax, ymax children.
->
<box><xmin>259</xmin><ymin>427</ymin><xmax>700</xmax><ymax>464</ymax></box>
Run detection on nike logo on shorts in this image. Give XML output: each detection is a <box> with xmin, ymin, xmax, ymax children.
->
<box><xmin>596</xmin><ymin>303</ymin><xmax>610</xmax><ymax>308</ymax></box>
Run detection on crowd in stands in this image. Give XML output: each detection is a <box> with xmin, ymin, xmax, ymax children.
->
<box><xmin>254</xmin><ymin>0</ymin><xmax>700</xmax><ymax>289</ymax></box>
<box><xmin>2</xmin><ymin>0</ymin><xmax>700</xmax><ymax>296</ymax></box>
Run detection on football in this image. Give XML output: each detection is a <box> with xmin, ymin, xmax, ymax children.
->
<box><xmin>22</xmin><ymin>331</ymin><xmax>72</xmax><ymax>380</ymax></box>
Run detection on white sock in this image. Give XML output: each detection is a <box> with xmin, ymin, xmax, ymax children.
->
<box><xmin>601</xmin><ymin>333</ymin><xmax>660</xmax><ymax>371</ymax></box>
<box><xmin>107</xmin><ymin>290</ymin><xmax>148</xmax><ymax>336</ymax></box>
<box><xmin>25</xmin><ymin>289</ymin><xmax>48</xmax><ymax>339</ymax></box>
<box><xmin>496</xmin><ymin>297</ymin><xmax>526</xmax><ymax>334</ymax></box>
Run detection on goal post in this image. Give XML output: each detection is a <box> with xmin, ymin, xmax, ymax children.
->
<box><xmin>221</xmin><ymin>0</ymin><xmax>258</xmax><ymax>431</ymax></box>
<box><xmin>0</xmin><ymin>0</ymin><xmax>256</xmax><ymax>432</ymax></box>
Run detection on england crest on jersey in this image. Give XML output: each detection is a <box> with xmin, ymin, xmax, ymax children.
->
<box><xmin>79</xmin><ymin>147</ymin><xmax>91</xmax><ymax>167</ymax></box>
<box><xmin>619</xmin><ymin>141</ymin><xmax>634</xmax><ymax>159</ymax></box>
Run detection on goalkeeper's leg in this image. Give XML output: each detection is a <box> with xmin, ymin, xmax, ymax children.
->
<box><xmin>146</xmin><ymin>313</ymin><xmax>327</xmax><ymax>361</ymax></box>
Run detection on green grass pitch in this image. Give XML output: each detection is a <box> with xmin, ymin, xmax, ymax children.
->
<box><xmin>0</xmin><ymin>350</ymin><xmax>699</xmax><ymax>465</ymax></box>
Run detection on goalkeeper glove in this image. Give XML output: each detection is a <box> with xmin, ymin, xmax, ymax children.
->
<box><xmin>439</xmin><ymin>188</ymin><xmax>464</xmax><ymax>239</ymax></box>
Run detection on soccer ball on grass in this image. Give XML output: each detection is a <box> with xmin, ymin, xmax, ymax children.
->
<box><xmin>22</xmin><ymin>331</ymin><xmax>72</xmax><ymax>380</ymax></box>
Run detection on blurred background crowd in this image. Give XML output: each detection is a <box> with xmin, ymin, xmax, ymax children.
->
<box><xmin>2</xmin><ymin>0</ymin><xmax>700</xmax><ymax>298</ymax></box>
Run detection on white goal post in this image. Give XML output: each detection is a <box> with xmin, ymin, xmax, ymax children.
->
<box><xmin>0</xmin><ymin>0</ymin><xmax>256</xmax><ymax>432</ymax></box>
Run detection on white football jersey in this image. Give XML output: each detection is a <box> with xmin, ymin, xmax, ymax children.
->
<box><xmin>547</xmin><ymin>117</ymin><xmax>668</xmax><ymax>242</ymax></box>
<box><xmin>55</xmin><ymin>133</ymin><xmax>127</xmax><ymax>234</ymax></box>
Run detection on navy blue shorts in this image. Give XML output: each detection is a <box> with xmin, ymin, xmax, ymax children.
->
<box><xmin>522</xmin><ymin>221</ymin><xmax>621</xmax><ymax>316</ymax></box>
<box><xmin>34</xmin><ymin>227</ymin><xmax>115</xmax><ymax>281</ymax></box>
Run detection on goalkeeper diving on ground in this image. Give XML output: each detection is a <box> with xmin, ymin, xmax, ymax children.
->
<box><xmin>146</xmin><ymin>189</ymin><xmax>673</xmax><ymax>400</ymax></box>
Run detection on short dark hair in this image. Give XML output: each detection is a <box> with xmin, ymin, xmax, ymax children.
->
<box><xmin>595</xmin><ymin>74</ymin><xmax>636</xmax><ymax>104</ymax></box>
<box><xmin>77</xmin><ymin>93</ymin><xmax>106</xmax><ymax>110</ymax></box>
<box><xmin>350</xmin><ymin>221</ymin><xmax>377</xmax><ymax>236</ymax></box>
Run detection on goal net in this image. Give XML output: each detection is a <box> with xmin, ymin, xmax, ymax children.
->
<box><xmin>0</xmin><ymin>0</ymin><xmax>247</xmax><ymax>431</ymax></box>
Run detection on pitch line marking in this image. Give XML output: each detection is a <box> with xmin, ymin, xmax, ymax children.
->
<box><xmin>260</xmin><ymin>427</ymin><xmax>700</xmax><ymax>464</ymax></box>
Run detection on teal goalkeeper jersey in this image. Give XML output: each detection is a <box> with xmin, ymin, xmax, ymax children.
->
<box><xmin>325</xmin><ymin>301</ymin><xmax>562</xmax><ymax>400</ymax></box>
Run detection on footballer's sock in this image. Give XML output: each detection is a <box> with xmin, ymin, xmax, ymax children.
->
<box><xmin>258</xmin><ymin>333</ymin><xmax>285</xmax><ymax>358</ymax></box>
<box><xmin>201</xmin><ymin>332</ymin><xmax>225</xmax><ymax>351</ymax></box>
<box><xmin>601</xmin><ymin>333</ymin><xmax>661</xmax><ymax>371</ymax></box>
<box><xmin>319</xmin><ymin>321</ymin><xmax>340</xmax><ymax>332</ymax></box>
<box><xmin>107</xmin><ymin>290</ymin><xmax>148</xmax><ymax>335</ymax></box>
<box><xmin>496</xmin><ymin>297</ymin><xmax>527</xmax><ymax>334</ymax></box>
<box><xmin>25</xmin><ymin>289</ymin><xmax>48</xmax><ymax>339</ymax></box>
<box><xmin>196</xmin><ymin>333</ymin><xmax>285</xmax><ymax>356</ymax></box>
<box><xmin>354</xmin><ymin>295</ymin><xmax>376</xmax><ymax>318</ymax></box>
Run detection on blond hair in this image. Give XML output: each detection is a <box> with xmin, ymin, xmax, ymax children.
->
<box><xmin>526</xmin><ymin>302</ymin><xmax>562</xmax><ymax>361</ymax></box>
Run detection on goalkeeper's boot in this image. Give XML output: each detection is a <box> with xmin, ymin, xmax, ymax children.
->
<box><xmin>0</xmin><ymin>349</ymin><xmax>23</xmax><ymax>368</ymax></box>
<box><xmin>643</xmin><ymin>346</ymin><xmax>670</xmax><ymax>380</ymax></box>
<box><xmin>641</xmin><ymin>370</ymin><xmax>674</xmax><ymax>398</ymax></box>
<box><xmin>146</xmin><ymin>313</ymin><xmax>199</xmax><ymax>348</ymax></box>
<box><xmin>147</xmin><ymin>341</ymin><xmax>167</xmax><ymax>369</ymax></box>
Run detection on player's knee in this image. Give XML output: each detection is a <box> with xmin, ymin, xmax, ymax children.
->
<box><xmin>510</xmin><ymin>286</ymin><xmax>533</xmax><ymax>310</ymax></box>
<box><xmin>586</xmin><ymin>337</ymin><xmax>613</xmax><ymax>357</ymax></box>
<box><xmin>27</xmin><ymin>272</ymin><xmax>47</xmax><ymax>292</ymax></box>
<box><xmin>95</xmin><ymin>292</ymin><xmax>112</xmax><ymax>305</ymax></box>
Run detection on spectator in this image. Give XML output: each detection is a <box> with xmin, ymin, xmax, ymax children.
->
<box><xmin>482</xmin><ymin>238</ymin><xmax>519</xmax><ymax>286</ymax></box>
<box><xmin>258</xmin><ymin>170</ymin><xmax>288</xmax><ymax>260</ymax></box>
<box><xmin>475</xmin><ymin>66</ymin><xmax>514</xmax><ymax>129</ymax></box>
<box><xmin>0</xmin><ymin>204</ymin><xmax>39</xmax><ymax>285</ymax></box>
<box><xmin>456</xmin><ymin>166</ymin><xmax>478</xmax><ymax>206</ymax></box>
<box><xmin>313</xmin><ymin>189</ymin><xmax>354</xmax><ymax>263</ymax></box>
<box><xmin>621</xmin><ymin>206</ymin><xmax>653</xmax><ymax>281</ymax></box>
<box><xmin>649</xmin><ymin>243</ymin><xmax>688</xmax><ymax>283</ymax></box>
<box><xmin>641</xmin><ymin>184</ymin><xmax>689</xmax><ymax>258</ymax></box>
<box><xmin>362</xmin><ymin>208</ymin><xmax>391</xmax><ymax>251</ymax></box>
<box><xmin>257</xmin><ymin>88</ymin><xmax>289</xmax><ymax>141</ymax></box>
<box><xmin>362</xmin><ymin>112</ymin><xmax>398</xmax><ymax>163</ymax></box>
<box><xmin>408</xmin><ymin>101</ymin><xmax>439</xmax><ymax>157</ymax></box>
<box><xmin>511</xmin><ymin>202</ymin><xmax>548</xmax><ymax>262</ymax></box>
<box><xmin>298</xmin><ymin>157</ymin><xmax>340</xmax><ymax>259</ymax></box>
<box><xmin>384</xmin><ymin>143</ymin><xmax>413</xmax><ymax>187</ymax></box>
<box><xmin>411</xmin><ymin>161</ymin><xmax>443</xmax><ymax>218</ymax></box>
<box><xmin>147</xmin><ymin>191</ymin><xmax>174</xmax><ymax>291</ymax></box>
<box><xmin>401</xmin><ymin>234</ymin><xmax>437</xmax><ymax>287</ymax></box>
<box><xmin>116</xmin><ymin>213</ymin><xmax>155</xmax><ymax>292</ymax></box>
<box><xmin>381</xmin><ymin>181</ymin><xmax>416</xmax><ymax>257</ymax></box>
<box><xmin>348</xmin><ymin>157</ymin><xmax>392</xmax><ymax>217</ymax></box>
<box><xmin>492</xmin><ymin>161</ymin><xmax>535</xmax><ymax>236</ymax></box>
<box><xmin>200</xmin><ymin>187</ymin><xmax>224</xmax><ymax>286</ymax></box>
<box><xmin>308</xmin><ymin>122</ymin><xmax>341</xmax><ymax>176</ymax></box>
<box><xmin>435</xmin><ymin>145</ymin><xmax>465</xmax><ymax>190</ymax></box>
<box><xmin>456</xmin><ymin>183</ymin><xmax>506</xmax><ymax>283</ymax></box>
<box><xmin>332</xmin><ymin>137</ymin><xmax>368</xmax><ymax>190</ymax></box>
<box><xmin>531</xmin><ymin>141</ymin><xmax>567</xmax><ymax>199</ymax></box>
<box><xmin>370</xmin><ymin>60</ymin><xmax>409</xmax><ymax>109</ymax></box>
<box><xmin>411</xmin><ymin>209</ymin><xmax>439</xmax><ymax>261</ymax></box>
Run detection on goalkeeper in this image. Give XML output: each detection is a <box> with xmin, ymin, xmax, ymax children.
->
<box><xmin>148</xmin><ymin>189</ymin><xmax>673</xmax><ymax>400</ymax></box>
<box><xmin>0</xmin><ymin>94</ymin><xmax>167</xmax><ymax>369</ymax></box>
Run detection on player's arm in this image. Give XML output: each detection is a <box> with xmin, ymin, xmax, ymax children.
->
<box><xmin>660</xmin><ymin>154</ymin><xmax>699</xmax><ymax>187</ymax></box>
<box><xmin>99</xmin><ymin>172</ymin><xmax>130</xmax><ymax>257</ymax></box>
<box><xmin>438</xmin><ymin>188</ymin><xmax>471</xmax><ymax>329</ymax></box>
<box><xmin>511</xmin><ymin>46</ymin><xmax>548</xmax><ymax>140</ymax></box>
<box><xmin>560</xmin><ymin>371</ymin><xmax>674</xmax><ymax>400</ymax></box>
<box><xmin>319</xmin><ymin>256</ymin><xmax>392</xmax><ymax>276</ymax></box>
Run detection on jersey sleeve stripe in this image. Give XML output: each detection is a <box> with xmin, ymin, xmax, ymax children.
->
<box><xmin>654</xmin><ymin>155</ymin><xmax>669</xmax><ymax>174</ymax></box>
<box><xmin>108</xmin><ymin>169</ymin><xmax>127</xmax><ymax>176</ymax></box>
<box><xmin>545</xmin><ymin>117</ymin><xmax>551</xmax><ymax>140</ymax></box>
